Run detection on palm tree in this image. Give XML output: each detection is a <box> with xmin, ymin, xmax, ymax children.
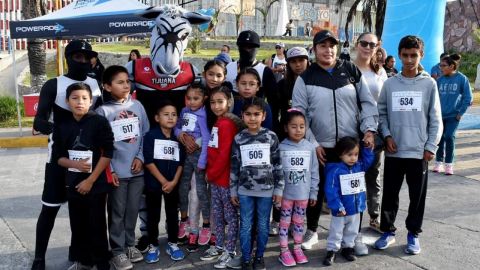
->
<box><xmin>21</xmin><ymin>0</ymin><xmax>47</xmax><ymax>93</ymax></box>
<box><xmin>336</xmin><ymin>0</ymin><xmax>386</xmax><ymax>41</ymax></box>
<box><xmin>255</xmin><ymin>0</ymin><xmax>279</xmax><ymax>37</ymax></box>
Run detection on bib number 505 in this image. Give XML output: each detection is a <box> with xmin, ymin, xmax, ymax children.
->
<box><xmin>249</xmin><ymin>150</ymin><xmax>263</xmax><ymax>159</ymax></box>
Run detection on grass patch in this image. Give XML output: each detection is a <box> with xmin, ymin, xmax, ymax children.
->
<box><xmin>452</xmin><ymin>51</ymin><xmax>480</xmax><ymax>83</ymax></box>
<box><xmin>0</xmin><ymin>117</ymin><xmax>33</xmax><ymax>128</ymax></box>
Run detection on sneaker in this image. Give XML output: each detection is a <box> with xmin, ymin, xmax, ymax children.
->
<box><xmin>322</xmin><ymin>251</ymin><xmax>336</xmax><ymax>266</ymax></box>
<box><xmin>214</xmin><ymin>251</ymin><xmax>234</xmax><ymax>269</ymax></box>
<box><xmin>166</xmin><ymin>242</ymin><xmax>185</xmax><ymax>261</ymax></box>
<box><xmin>186</xmin><ymin>233</ymin><xmax>199</xmax><ymax>252</ymax></box>
<box><xmin>31</xmin><ymin>258</ymin><xmax>45</xmax><ymax>270</ymax></box>
<box><xmin>135</xmin><ymin>235</ymin><xmax>149</xmax><ymax>253</ymax></box>
<box><xmin>292</xmin><ymin>248</ymin><xmax>308</xmax><ymax>264</ymax></box>
<box><xmin>67</xmin><ymin>262</ymin><xmax>92</xmax><ymax>270</ymax></box>
<box><xmin>405</xmin><ymin>232</ymin><xmax>421</xmax><ymax>255</ymax></box>
<box><xmin>252</xmin><ymin>257</ymin><xmax>265</xmax><ymax>270</ymax></box>
<box><xmin>209</xmin><ymin>234</ymin><xmax>217</xmax><ymax>246</ymax></box>
<box><xmin>198</xmin><ymin>227</ymin><xmax>212</xmax><ymax>245</ymax></box>
<box><xmin>278</xmin><ymin>250</ymin><xmax>296</xmax><ymax>267</ymax></box>
<box><xmin>369</xmin><ymin>218</ymin><xmax>382</xmax><ymax>233</ymax></box>
<box><xmin>200</xmin><ymin>245</ymin><xmax>223</xmax><ymax>261</ymax></box>
<box><xmin>354</xmin><ymin>233</ymin><xmax>369</xmax><ymax>256</ymax></box>
<box><xmin>178</xmin><ymin>219</ymin><xmax>189</xmax><ymax>239</ymax></box>
<box><xmin>144</xmin><ymin>245</ymin><xmax>160</xmax><ymax>264</ymax></box>
<box><xmin>226</xmin><ymin>255</ymin><xmax>242</xmax><ymax>269</ymax></box>
<box><xmin>110</xmin><ymin>254</ymin><xmax>133</xmax><ymax>270</ymax></box>
<box><xmin>269</xmin><ymin>221</ymin><xmax>279</xmax><ymax>236</ymax></box>
<box><xmin>241</xmin><ymin>261</ymin><xmax>252</xmax><ymax>270</ymax></box>
<box><xmin>341</xmin><ymin>247</ymin><xmax>357</xmax><ymax>261</ymax></box>
<box><xmin>374</xmin><ymin>232</ymin><xmax>396</xmax><ymax>250</ymax></box>
<box><xmin>433</xmin><ymin>161</ymin><xmax>444</xmax><ymax>173</ymax></box>
<box><xmin>445</xmin><ymin>163</ymin><xmax>454</xmax><ymax>175</ymax></box>
<box><xmin>301</xmin><ymin>230</ymin><xmax>318</xmax><ymax>250</ymax></box>
<box><xmin>126</xmin><ymin>246</ymin><xmax>143</xmax><ymax>263</ymax></box>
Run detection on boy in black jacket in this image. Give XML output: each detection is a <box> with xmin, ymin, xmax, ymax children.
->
<box><xmin>53</xmin><ymin>82</ymin><xmax>114</xmax><ymax>270</ymax></box>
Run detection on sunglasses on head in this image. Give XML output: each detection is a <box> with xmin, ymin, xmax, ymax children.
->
<box><xmin>358</xmin><ymin>40</ymin><xmax>378</xmax><ymax>49</ymax></box>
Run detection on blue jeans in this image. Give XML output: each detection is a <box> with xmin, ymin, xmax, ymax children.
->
<box><xmin>239</xmin><ymin>195</ymin><xmax>273</xmax><ymax>263</ymax></box>
<box><xmin>436</xmin><ymin>117</ymin><xmax>460</xmax><ymax>163</ymax></box>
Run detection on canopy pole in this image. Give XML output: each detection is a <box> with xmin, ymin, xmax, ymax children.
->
<box><xmin>11</xmin><ymin>38</ymin><xmax>23</xmax><ymax>136</ymax></box>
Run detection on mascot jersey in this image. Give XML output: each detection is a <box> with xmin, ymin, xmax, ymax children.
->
<box><xmin>128</xmin><ymin>57</ymin><xmax>197</xmax><ymax>125</ymax></box>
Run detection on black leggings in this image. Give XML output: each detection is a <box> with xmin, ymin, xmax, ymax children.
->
<box><xmin>34</xmin><ymin>205</ymin><xmax>60</xmax><ymax>260</ymax></box>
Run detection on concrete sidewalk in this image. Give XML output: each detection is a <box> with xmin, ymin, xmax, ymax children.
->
<box><xmin>0</xmin><ymin>131</ymin><xmax>480</xmax><ymax>269</ymax></box>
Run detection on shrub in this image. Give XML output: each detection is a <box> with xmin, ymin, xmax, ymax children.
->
<box><xmin>0</xmin><ymin>96</ymin><xmax>23</xmax><ymax>121</ymax></box>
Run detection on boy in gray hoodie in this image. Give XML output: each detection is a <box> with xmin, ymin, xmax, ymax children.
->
<box><xmin>96</xmin><ymin>66</ymin><xmax>150</xmax><ymax>269</ymax></box>
<box><xmin>374</xmin><ymin>36</ymin><xmax>443</xmax><ymax>255</ymax></box>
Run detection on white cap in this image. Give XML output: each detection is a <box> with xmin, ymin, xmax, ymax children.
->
<box><xmin>286</xmin><ymin>47</ymin><xmax>309</xmax><ymax>60</ymax></box>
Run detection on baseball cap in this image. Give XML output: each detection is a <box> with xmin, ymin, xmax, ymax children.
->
<box><xmin>313</xmin><ymin>30</ymin><xmax>339</xmax><ymax>45</ymax></box>
<box><xmin>237</xmin><ymin>30</ymin><xmax>261</xmax><ymax>48</ymax></box>
<box><xmin>286</xmin><ymin>47</ymin><xmax>309</xmax><ymax>60</ymax></box>
<box><xmin>65</xmin><ymin>40</ymin><xmax>98</xmax><ymax>58</ymax></box>
<box><xmin>275</xmin><ymin>42</ymin><xmax>285</xmax><ymax>48</ymax></box>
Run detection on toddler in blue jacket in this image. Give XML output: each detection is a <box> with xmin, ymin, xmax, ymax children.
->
<box><xmin>323</xmin><ymin>136</ymin><xmax>374</xmax><ymax>266</ymax></box>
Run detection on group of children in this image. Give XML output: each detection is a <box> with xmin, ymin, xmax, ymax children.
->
<box><xmin>54</xmin><ymin>34</ymin><xmax>447</xmax><ymax>270</ymax></box>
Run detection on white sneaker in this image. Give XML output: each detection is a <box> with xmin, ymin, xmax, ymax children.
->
<box><xmin>200</xmin><ymin>246</ymin><xmax>222</xmax><ymax>261</ymax></box>
<box><xmin>354</xmin><ymin>233</ymin><xmax>369</xmax><ymax>256</ymax></box>
<box><xmin>110</xmin><ymin>253</ymin><xmax>133</xmax><ymax>270</ymax></box>
<box><xmin>225</xmin><ymin>254</ymin><xmax>242</xmax><ymax>269</ymax></box>
<box><xmin>301</xmin><ymin>230</ymin><xmax>318</xmax><ymax>250</ymax></box>
<box><xmin>269</xmin><ymin>221</ymin><xmax>279</xmax><ymax>236</ymax></box>
<box><xmin>214</xmin><ymin>251</ymin><xmax>234</xmax><ymax>269</ymax></box>
<box><xmin>67</xmin><ymin>262</ymin><xmax>92</xmax><ymax>270</ymax></box>
<box><xmin>433</xmin><ymin>161</ymin><xmax>444</xmax><ymax>173</ymax></box>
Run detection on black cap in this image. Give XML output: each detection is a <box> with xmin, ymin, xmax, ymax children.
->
<box><xmin>237</xmin><ymin>30</ymin><xmax>260</xmax><ymax>48</ymax></box>
<box><xmin>65</xmin><ymin>40</ymin><xmax>98</xmax><ymax>58</ymax></box>
<box><xmin>313</xmin><ymin>30</ymin><xmax>339</xmax><ymax>45</ymax></box>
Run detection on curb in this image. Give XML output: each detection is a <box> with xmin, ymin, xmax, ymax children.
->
<box><xmin>0</xmin><ymin>136</ymin><xmax>47</xmax><ymax>148</ymax></box>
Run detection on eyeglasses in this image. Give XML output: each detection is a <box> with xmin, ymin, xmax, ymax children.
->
<box><xmin>358</xmin><ymin>40</ymin><xmax>378</xmax><ymax>49</ymax></box>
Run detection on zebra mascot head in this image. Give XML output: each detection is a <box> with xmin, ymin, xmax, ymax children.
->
<box><xmin>140</xmin><ymin>5</ymin><xmax>211</xmax><ymax>78</ymax></box>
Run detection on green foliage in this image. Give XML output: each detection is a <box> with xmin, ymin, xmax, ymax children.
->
<box><xmin>448</xmin><ymin>51</ymin><xmax>480</xmax><ymax>83</ymax></box>
<box><xmin>0</xmin><ymin>96</ymin><xmax>23</xmax><ymax>122</ymax></box>
<box><xmin>188</xmin><ymin>28</ymin><xmax>202</xmax><ymax>54</ymax></box>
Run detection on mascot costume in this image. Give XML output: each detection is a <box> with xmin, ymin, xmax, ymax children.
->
<box><xmin>127</xmin><ymin>5</ymin><xmax>211</xmax><ymax>123</ymax></box>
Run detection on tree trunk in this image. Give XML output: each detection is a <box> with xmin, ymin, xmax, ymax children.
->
<box><xmin>21</xmin><ymin>0</ymin><xmax>47</xmax><ymax>94</ymax></box>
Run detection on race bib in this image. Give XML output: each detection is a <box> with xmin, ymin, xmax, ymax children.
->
<box><xmin>208</xmin><ymin>127</ymin><xmax>219</xmax><ymax>148</ymax></box>
<box><xmin>281</xmin><ymin>151</ymin><xmax>310</xmax><ymax>171</ymax></box>
<box><xmin>240</xmin><ymin>143</ymin><xmax>270</xmax><ymax>167</ymax></box>
<box><xmin>68</xmin><ymin>150</ymin><xmax>93</xmax><ymax>173</ymax></box>
<box><xmin>392</xmin><ymin>91</ymin><xmax>422</xmax><ymax>112</ymax></box>
<box><xmin>182</xmin><ymin>113</ymin><xmax>197</xmax><ymax>132</ymax></box>
<box><xmin>340</xmin><ymin>172</ymin><xmax>366</xmax><ymax>195</ymax></box>
<box><xmin>153</xmin><ymin>140</ymin><xmax>180</xmax><ymax>161</ymax></box>
<box><xmin>111</xmin><ymin>117</ymin><xmax>140</xmax><ymax>142</ymax></box>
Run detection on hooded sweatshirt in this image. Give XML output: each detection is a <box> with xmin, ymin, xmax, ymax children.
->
<box><xmin>378</xmin><ymin>71</ymin><xmax>443</xmax><ymax>159</ymax></box>
<box><xmin>279</xmin><ymin>138</ymin><xmax>319</xmax><ymax>201</ymax></box>
<box><xmin>230</xmin><ymin>128</ymin><xmax>284</xmax><ymax>198</ymax></box>
<box><xmin>436</xmin><ymin>72</ymin><xmax>472</xmax><ymax>119</ymax></box>
<box><xmin>96</xmin><ymin>95</ymin><xmax>150</xmax><ymax>178</ymax></box>
<box><xmin>206</xmin><ymin>113</ymin><xmax>245</xmax><ymax>187</ymax></box>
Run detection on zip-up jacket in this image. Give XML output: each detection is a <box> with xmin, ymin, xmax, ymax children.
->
<box><xmin>96</xmin><ymin>95</ymin><xmax>150</xmax><ymax>179</ymax></box>
<box><xmin>324</xmin><ymin>146</ymin><xmax>374</xmax><ymax>216</ymax></box>
<box><xmin>52</xmin><ymin>111</ymin><xmax>114</xmax><ymax>195</ymax></box>
<box><xmin>292</xmin><ymin>60</ymin><xmax>378</xmax><ymax>148</ymax></box>
<box><xmin>206</xmin><ymin>113</ymin><xmax>245</xmax><ymax>187</ymax></box>
<box><xmin>378</xmin><ymin>72</ymin><xmax>443</xmax><ymax>158</ymax></box>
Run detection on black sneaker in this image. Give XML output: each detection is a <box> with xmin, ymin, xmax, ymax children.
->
<box><xmin>241</xmin><ymin>261</ymin><xmax>253</xmax><ymax>270</ymax></box>
<box><xmin>341</xmin><ymin>247</ymin><xmax>357</xmax><ymax>261</ymax></box>
<box><xmin>252</xmin><ymin>257</ymin><xmax>265</xmax><ymax>270</ymax></box>
<box><xmin>186</xmin><ymin>233</ymin><xmax>199</xmax><ymax>253</ymax></box>
<box><xmin>31</xmin><ymin>259</ymin><xmax>45</xmax><ymax>270</ymax></box>
<box><xmin>135</xmin><ymin>235</ymin><xmax>149</xmax><ymax>254</ymax></box>
<box><xmin>323</xmin><ymin>251</ymin><xmax>336</xmax><ymax>266</ymax></box>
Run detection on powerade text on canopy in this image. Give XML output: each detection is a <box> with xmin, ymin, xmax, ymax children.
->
<box><xmin>109</xmin><ymin>21</ymin><xmax>154</xmax><ymax>28</ymax></box>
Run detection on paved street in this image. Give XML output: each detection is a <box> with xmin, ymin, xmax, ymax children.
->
<box><xmin>1</xmin><ymin>131</ymin><xmax>480</xmax><ymax>270</ymax></box>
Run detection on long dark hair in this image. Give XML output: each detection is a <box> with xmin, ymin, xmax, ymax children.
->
<box><xmin>285</xmin><ymin>57</ymin><xmax>310</xmax><ymax>92</ymax></box>
<box><xmin>128</xmin><ymin>49</ymin><xmax>141</xmax><ymax>61</ymax></box>
<box><xmin>356</xmin><ymin>32</ymin><xmax>381</xmax><ymax>74</ymax></box>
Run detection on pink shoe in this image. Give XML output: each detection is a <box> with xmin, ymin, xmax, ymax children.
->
<box><xmin>178</xmin><ymin>220</ymin><xmax>188</xmax><ymax>239</ymax></box>
<box><xmin>445</xmin><ymin>163</ymin><xmax>454</xmax><ymax>175</ymax></box>
<box><xmin>292</xmin><ymin>248</ymin><xmax>309</xmax><ymax>264</ymax></box>
<box><xmin>198</xmin><ymin>227</ymin><xmax>211</xmax><ymax>246</ymax></box>
<box><xmin>432</xmin><ymin>162</ymin><xmax>444</xmax><ymax>173</ymax></box>
<box><xmin>278</xmin><ymin>250</ymin><xmax>296</xmax><ymax>267</ymax></box>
